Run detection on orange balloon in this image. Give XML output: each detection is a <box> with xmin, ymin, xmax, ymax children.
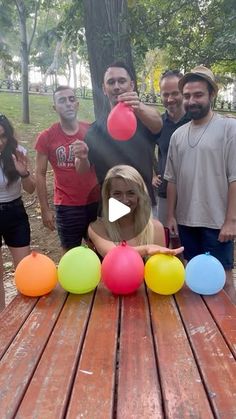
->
<box><xmin>15</xmin><ymin>251</ymin><xmax>58</xmax><ymax>297</ymax></box>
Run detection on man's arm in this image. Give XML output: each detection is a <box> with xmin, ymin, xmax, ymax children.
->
<box><xmin>35</xmin><ymin>151</ymin><xmax>55</xmax><ymax>231</ymax></box>
<box><xmin>135</xmin><ymin>101</ymin><xmax>163</xmax><ymax>134</ymax></box>
<box><xmin>219</xmin><ymin>180</ymin><xmax>236</xmax><ymax>242</ymax></box>
<box><xmin>166</xmin><ymin>181</ymin><xmax>178</xmax><ymax>236</ymax></box>
<box><xmin>118</xmin><ymin>91</ymin><xmax>163</xmax><ymax>134</ymax></box>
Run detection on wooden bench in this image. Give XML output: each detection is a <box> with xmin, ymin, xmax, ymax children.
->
<box><xmin>0</xmin><ymin>283</ymin><xmax>236</xmax><ymax>418</ymax></box>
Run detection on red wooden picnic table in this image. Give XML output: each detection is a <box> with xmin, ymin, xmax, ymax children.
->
<box><xmin>0</xmin><ymin>283</ymin><xmax>235</xmax><ymax>418</ymax></box>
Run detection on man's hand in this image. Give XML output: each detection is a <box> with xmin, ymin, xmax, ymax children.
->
<box><xmin>72</xmin><ymin>140</ymin><xmax>89</xmax><ymax>160</ymax></box>
<box><xmin>118</xmin><ymin>91</ymin><xmax>141</xmax><ymax>110</ymax></box>
<box><xmin>118</xmin><ymin>90</ymin><xmax>162</xmax><ymax>134</ymax></box>
<box><xmin>167</xmin><ymin>216</ymin><xmax>179</xmax><ymax>237</ymax></box>
<box><xmin>152</xmin><ymin>174</ymin><xmax>162</xmax><ymax>188</ymax></box>
<box><xmin>218</xmin><ymin>219</ymin><xmax>236</xmax><ymax>242</ymax></box>
<box><xmin>41</xmin><ymin>208</ymin><xmax>55</xmax><ymax>231</ymax></box>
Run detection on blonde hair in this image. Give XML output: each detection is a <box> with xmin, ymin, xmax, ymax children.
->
<box><xmin>102</xmin><ymin>165</ymin><xmax>154</xmax><ymax>245</ymax></box>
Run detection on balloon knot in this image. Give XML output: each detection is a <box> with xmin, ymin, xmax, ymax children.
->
<box><xmin>121</xmin><ymin>240</ymin><xmax>127</xmax><ymax>247</ymax></box>
<box><xmin>31</xmin><ymin>251</ymin><xmax>37</xmax><ymax>257</ymax></box>
<box><xmin>205</xmin><ymin>252</ymin><xmax>210</xmax><ymax>256</ymax></box>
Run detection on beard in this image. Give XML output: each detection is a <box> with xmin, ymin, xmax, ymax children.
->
<box><xmin>185</xmin><ymin>101</ymin><xmax>211</xmax><ymax>120</ymax></box>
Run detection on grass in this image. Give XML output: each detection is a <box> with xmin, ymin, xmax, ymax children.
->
<box><xmin>0</xmin><ymin>92</ymin><xmax>95</xmax><ymax>158</ymax></box>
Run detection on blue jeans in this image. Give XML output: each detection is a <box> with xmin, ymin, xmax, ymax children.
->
<box><xmin>178</xmin><ymin>225</ymin><xmax>234</xmax><ymax>270</ymax></box>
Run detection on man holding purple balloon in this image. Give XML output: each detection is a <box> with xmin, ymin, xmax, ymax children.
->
<box><xmin>74</xmin><ymin>61</ymin><xmax>163</xmax><ymax>209</ymax></box>
<box><xmin>164</xmin><ymin>65</ymin><xmax>236</xmax><ymax>303</ymax></box>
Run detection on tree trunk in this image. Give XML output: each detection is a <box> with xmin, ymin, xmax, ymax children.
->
<box><xmin>72</xmin><ymin>51</ymin><xmax>77</xmax><ymax>90</ymax></box>
<box><xmin>21</xmin><ymin>38</ymin><xmax>30</xmax><ymax>124</ymax></box>
<box><xmin>83</xmin><ymin>0</ymin><xmax>135</xmax><ymax>119</ymax></box>
<box><xmin>78</xmin><ymin>61</ymin><xmax>83</xmax><ymax>89</ymax></box>
<box><xmin>15</xmin><ymin>0</ymin><xmax>40</xmax><ymax>123</ymax></box>
<box><xmin>43</xmin><ymin>41</ymin><xmax>63</xmax><ymax>86</ymax></box>
<box><xmin>16</xmin><ymin>1</ymin><xmax>29</xmax><ymax>123</ymax></box>
<box><xmin>232</xmin><ymin>78</ymin><xmax>236</xmax><ymax>110</ymax></box>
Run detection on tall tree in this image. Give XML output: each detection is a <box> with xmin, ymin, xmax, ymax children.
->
<box><xmin>0</xmin><ymin>2</ymin><xmax>19</xmax><ymax>79</ymax></box>
<box><xmin>14</xmin><ymin>0</ymin><xmax>41</xmax><ymax>123</ymax></box>
<box><xmin>83</xmin><ymin>0</ymin><xmax>135</xmax><ymax>118</ymax></box>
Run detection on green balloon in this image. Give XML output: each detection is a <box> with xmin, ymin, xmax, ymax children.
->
<box><xmin>58</xmin><ymin>246</ymin><xmax>101</xmax><ymax>294</ymax></box>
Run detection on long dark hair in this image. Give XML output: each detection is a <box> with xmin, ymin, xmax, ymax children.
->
<box><xmin>0</xmin><ymin>114</ymin><xmax>19</xmax><ymax>185</ymax></box>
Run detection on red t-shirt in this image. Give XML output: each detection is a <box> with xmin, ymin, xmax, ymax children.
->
<box><xmin>35</xmin><ymin>122</ymin><xmax>99</xmax><ymax>206</ymax></box>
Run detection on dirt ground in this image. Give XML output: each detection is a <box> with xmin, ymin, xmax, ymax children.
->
<box><xmin>3</xmin><ymin>170</ymin><xmax>62</xmax><ymax>306</ymax></box>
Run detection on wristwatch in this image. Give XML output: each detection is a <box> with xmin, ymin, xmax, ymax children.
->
<box><xmin>20</xmin><ymin>170</ymin><xmax>30</xmax><ymax>178</ymax></box>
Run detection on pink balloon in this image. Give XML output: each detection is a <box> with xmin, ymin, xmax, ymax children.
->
<box><xmin>107</xmin><ymin>102</ymin><xmax>137</xmax><ymax>141</ymax></box>
<box><xmin>101</xmin><ymin>242</ymin><xmax>144</xmax><ymax>295</ymax></box>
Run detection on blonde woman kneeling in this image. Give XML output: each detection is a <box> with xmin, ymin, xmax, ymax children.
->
<box><xmin>88</xmin><ymin>165</ymin><xmax>184</xmax><ymax>258</ymax></box>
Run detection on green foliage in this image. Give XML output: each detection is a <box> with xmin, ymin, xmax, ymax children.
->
<box><xmin>213</xmin><ymin>61</ymin><xmax>236</xmax><ymax>76</ymax></box>
<box><xmin>57</xmin><ymin>0</ymin><xmax>84</xmax><ymax>47</ymax></box>
<box><xmin>128</xmin><ymin>0</ymin><xmax>236</xmax><ymax>74</ymax></box>
<box><xmin>0</xmin><ymin>0</ymin><xmax>235</xmax><ymax>94</ymax></box>
<box><xmin>29</xmin><ymin>1</ymin><xmax>88</xmax><ymax>78</ymax></box>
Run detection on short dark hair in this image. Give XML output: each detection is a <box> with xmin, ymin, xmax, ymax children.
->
<box><xmin>53</xmin><ymin>85</ymin><xmax>75</xmax><ymax>100</ymax></box>
<box><xmin>104</xmin><ymin>61</ymin><xmax>134</xmax><ymax>80</ymax></box>
<box><xmin>181</xmin><ymin>74</ymin><xmax>214</xmax><ymax>95</ymax></box>
<box><xmin>160</xmin><ymin>69</ymin><xmax>183</xmax><ymax>81</ymax></box>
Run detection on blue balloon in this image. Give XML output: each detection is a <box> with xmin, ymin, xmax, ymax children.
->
<box><xmin>185</xmin><ymin>253</ymin><xmax>226</xmax><ymax>295</ymax></box>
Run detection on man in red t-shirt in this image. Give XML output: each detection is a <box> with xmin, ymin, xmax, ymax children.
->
<box><xmin>35</xmin><ymin>86</ymin><xmax>99</xmax><ymax>251</ymax></box>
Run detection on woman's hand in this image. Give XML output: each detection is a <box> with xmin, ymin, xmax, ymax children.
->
<box><xmin>12</xmin><ymin>150</ymin><xmax>35</xmax><ymax>193</ymax></box>
<box><xmin>12</xmin><ymin>150</ymin><xmax>29</xmax><ymax>177</ymax></box>
<box><xmin>146</xmin><ymin>244</ymin><xmax>184</xmax><ymax>256</ymax></box>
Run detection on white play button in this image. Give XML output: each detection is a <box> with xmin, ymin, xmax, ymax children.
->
<box><xmin>108</xmin><ymin>197</ymin><xmax>131</xmax><ymax>222</ymax></box>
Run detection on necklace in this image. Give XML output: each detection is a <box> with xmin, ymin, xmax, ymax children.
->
<box><xmin>187</xmin><ymin>113</ymin><xmax>215</xmax><ymax>148</ymax></box>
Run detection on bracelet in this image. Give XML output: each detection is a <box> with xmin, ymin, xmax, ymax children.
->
<box><xmin>20</xmin><ymin>170</ymin><xmax>30</xmax><ymax>179</ymax></box>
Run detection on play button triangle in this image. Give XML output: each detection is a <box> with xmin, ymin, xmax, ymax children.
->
<box><xmin>108</xmin><ymin>198</ymin><xmax>131</xmax><ymax>222</ymax></box>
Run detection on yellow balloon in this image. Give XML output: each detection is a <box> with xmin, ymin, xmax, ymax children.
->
<box><xmin>144</xmin><ymin>254</ymin><xmax>185</xmax><ymax>295</ymax></box>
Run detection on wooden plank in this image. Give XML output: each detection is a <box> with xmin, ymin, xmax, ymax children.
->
<box><xmin>148</xmin><ymin>290</ymin><xmax>213</xmax><ymax>418</ymax></box>
<box><xmin>0</xmin><ymin>286</ymin><xmax>67</xmax><ymax>419</ymax></box>
<box><xmin>66</xmin><ymin>284</ymin><xmax>119</xmax><ymax>419</ymax></box>
<box><xmin>176</xmin><ymin>287</ymin><xmax>236</xmax><ymax>418</ymax></box>
<box><xmin>116</xmin><ymin>285</ymin><xmax>163</xmax><ymax>419</ymax></box>
<box><xmin>203</xmin><ymin>291</ymin><xmax>236</xmax><ymax>358</ymax></box>
<box><xmin>16</xmin><ymin>291</ymin><xmax>95</xmax><ymax>419</ymax></box>
<box><xmin>0</xmin><ymin>294</ymin><xmax>38</xmax><ymax>359</ymax></box>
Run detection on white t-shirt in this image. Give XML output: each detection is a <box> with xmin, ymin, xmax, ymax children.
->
<box><xmin>164</xmin><ymin>114</ymin><xmax>236</xmax><ymax>228</ymax></box>
<box><xmin>0</xmin><ymin>145</ymin><xmax>26</xmax><ymax>203</ymax></box>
